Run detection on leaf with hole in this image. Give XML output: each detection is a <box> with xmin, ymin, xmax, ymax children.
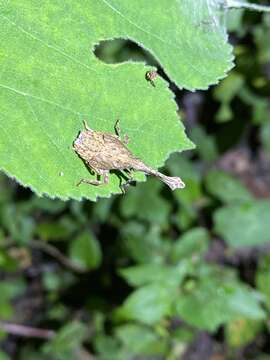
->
<box><xmin>0</xmin><ymin>0</ymin><xmax>234</xmax><ymax>200</ymax></box>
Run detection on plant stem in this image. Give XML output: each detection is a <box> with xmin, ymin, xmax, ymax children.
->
<box><xmin>0</xmin><ymin>321</ymin><xmax>55</xmax><ymax>339</ymax></box>
<box><xmin>227</xmin><ymin>0</ymin><xmax>270</xmax><ymax>12</ymax></box>
<box><xmin>29</xmin><ymin>239</ymin><xmax>87</xmax><ymax>274</ymax></box>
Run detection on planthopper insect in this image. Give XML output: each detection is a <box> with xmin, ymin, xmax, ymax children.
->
<box><xmin>73</xmin><ymin>119</ymin><xmax>185</xmax><ymax>192</ymax></box>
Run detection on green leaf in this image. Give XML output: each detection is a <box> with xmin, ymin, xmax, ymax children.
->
<box><xmin>226</xmin><ymin>8</ymin><xmax>245</xmax><ymax>34</ymax></box>
<box><xmin>120</xmin><ymin>179</ymin><xmax>171</xmax><ymax>225</ymax></box>
<box><xmin>42</xmin><ymin>321</ymin><xmax>87</xmax><ymax>359</ymax></box>
<box><xmin>117</xmin><ymin>283</ymin><xmax>173</xmax><ymax>325</ymax></box>
<box><xmin>175</xmin><ymin>268</ymin><xmax>265</xmax><ymax>331</ymax></box>
<box><xmin>0</xmin><ymin>352</ymin><xmax>11</xmax><ymax>360</ymax></box>
<box><xmin>261</xmin><ymin>121</ymin><xmax>270</xmax><ymax>155</ymax></box>
<box><xmin>248</xmin><ymin>355</ymin><xmax>270</xmax><ymax>360</ymax></box>
<box><xmin>36</xmin><ymin>219</ymin><xmax>75</xmax><ymax>241</ymax></box>
<box><xmin>121</xmin><ymin>222</ymin><xmax>169</xmax><ymax>264</ymax></box>
<box><xmin>42</xmin><ymin>270</ymin><xmax>76</xmax><ymax>292</ymax></box>
<box><xmin>170</xmin><ymin>227</ymin><xmax>210</xmax><ymax>263</ymax></box>
<box><xmin>213</xmin><ymin>72</ymin><xmax>244</xmax><ymax>122</ymax></box>
<box><xmin>69</xmin><ymin>230</ymin><xmax>102</xmax><ymax>270</ymax></box>
<box><xmin>189</xmin><ymin>126</ymin><xmax>218</xmax><ymax>162</ymax></box>
<box><xmin>214</xmin><ymin>200</ymin><xmax>270</xmax><ymax>247</ymax></box>
<box><xmin>119</xmin><ymin>262</ymin><xmax>189</xmax><ymax>288</ymax></box>
<box><xmin>18</xmin><ymin>347</ymin><xmax>48</xmax><ymax>360</ymax></box>
<box><xmin>20</xmin><ymin>196</ymin><xmax>67</xmax><ymax>214</ymax></box>
<box><xmin>0</xmin><ymin>175</ymin><xmax>15</xmax><ymax>204</ymax></box>
<box><xmin>205</xmin><ymin>169</ymin><xmax>253</xmax><ymax>203</ymax></box>
<box><xmin>225</xmin><ymin>318</ymin><xmax>263</xmax><ymax>348</ymax></box>
<box><xmin>0</xmin><ymin>280</ymin><xmax>26</xmax><ymax>319</ymax></box>
<box><xmin>115</xmin><ymin>323</ymin><xmax>166</xmax><ymax>356</ymax></box>
<box><xmin>167</xmin><ymin>155</ymin><xmax>203</xmax><ymax>209</ymax></box>
<box><xmin>0</xmin><ymin>0</ymin><xmax>234</xmax><ymax>200</ymax></box>
<box><xmin>238</xmin><ymin>87</ymin><xmax>269</xmax><ymax>124</ymax></box>
<box><xmin>94</xmin><ymin>335</ymin><xmax>121</xmax><ymax>360</ymax></box>
<box><xmin>92</xmin><ymin>197</ymin><xmax>114</xmax><ymax>223</ymax></box>
<box><xmin>256</xmin><ymin>255</ymin><xmax>270</xmax><ymax>312</ymax></box>
<box><xmin>253</xmin><ymin>13</ymin><xmax>270</xmax><ymax>63</ymax></box>
<box><xmin>0</xmin><ymin>248</ymin><xmax>17</xmax><ymax>271</ymax></box>
<box><xmin>0</xmin><ymin>204</ymin><xmax>35</xmax><ymax>244</ymax></box>
<box><xmin>214</xmin><ymin>72</ymin><xmax>244</xmax><ymax>103</ymax></box>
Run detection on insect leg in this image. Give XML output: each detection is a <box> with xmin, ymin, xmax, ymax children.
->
<box><xmin>120</xmin><ymin>169</ymin><xmax>134</xmax><ymax>193</ymax></box>
<box><xmin>103</xmin><ymin>171</ymin><xmax>109</xmax><ymax>184</ymax></box>
<box><xmin>125</xmin><ymin>168</ymin><xmax>133</xmax><ymax>179</ymax></box>
<box><xmin>122</xmin><ymin>134</ymin><xmax>129</xmax><ymax>145</ymax></box>
<box><xmin>83</xmin><ymin>119</ymin><xmax>92</xmax><ymax>131</ymax></box>
<box><xmin>114</xmin><ymin>119</ymin><xmax>129</xmax><ymax>145</ymax></box>
<box><xmin>114</xmin><ymin>119</ymin><xmax>121</xmax><ymax>137</ymax></box>
<box><xmin>76</xmin><ymin>178</ymin><xmax>103</xmax><ymax>186</ymax></box>
<box><xmin>124</xmin><ymin>170</ymin><xmax>134</xmax><ymax>186</ymax></box>
<box><xmin>76</xmin><ymin>169</ymin><xmax>109</xmax><ymax>187</ymax></box>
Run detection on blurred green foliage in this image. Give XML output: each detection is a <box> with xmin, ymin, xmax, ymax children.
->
<box><xmin>0</xmin><ymin>4</ymin><xmax>270</xmax><ymax>360</ymax></box>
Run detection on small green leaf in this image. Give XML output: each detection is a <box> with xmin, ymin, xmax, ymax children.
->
<box><xmin>117</xmin><ymin>283</ymin><xmax>173</xmax><ymax>325</ymax></box>
<box><xmin>261</xmin><ymin>121</ymin><xmax>270</xmax><ymax>155</ymax></box>
<box><xmin>92</xmin><ymin>197</ymin><xmax>114</xmax><ymax>223</ymax></box>
<box><xmin>0</xmin><ymin>204</ymin><xmax>35</xmax><ymax>244</ymax></box>
<box><xmin>205</xmin><ymin>170</ymin><xmax>253</xmax><ymax>203</ymax></box>
<box><xmin>175</xmin><ymin>269</ymin><xmax>265</xmax><ymax>331</ymax></box>
<box><xmin>256</xmin><ymin>255</ymin><xmax>270</xmax><ymax>312</ymax></box>
<box><xmin>189</xmin><ymin>126</ymin><xmax>218</xmax><ymax>162</ymax></box>
<box><xmin>36</xmin><ymin>221</ymin><xmax>74</xmax><ymax>241</ymax></box>
<box><xmin>253</xmin><ymin>14</ymin><xmax>270</xmax><ymax>63</ymax></box>
<box><xmin>18</xmin><ymin>347</ymin><xmax>48</xmax><ymax>360</ymax></box>
<box><xmin>0</xmin><ymin>280</ymin><xmax>26</xmax><ymax>319</ymax></box>
<box><xmin>120</xmin><ymin>179</ymin><xmax>171</xmax><ymax>225</ymax></box>
<box><xmin>216</xmin><ymin>102</ymin><xmax>233</xmax><ymax>123</ymax></box>
<box><xmin>0</xmin><ymin>248</ymin><xmax>17</xmax><ymax>271</ymax></box>
<box><xmin>170</xmin><ymin>227</ymin><xmax>210</xmax><ymax>263</ymax></box>
<box><xmin>167</xmin><ymin>156</ymin><xmax>203</xmax><ymax>210</ymax></box>
<box><xmin>121</xmin><ymin>222</ymin><xmax>168</xmax><ymax>264</ymax></box>
<box><xmin>226</xmin><ymin>8</ymin><xmax>245</xmax><ymax>33</ymax></box>
<box><xmin>20</xmin><ymin>197</ymin><xmax>66</xmax><ymax>214</ymax></box>
<box><xmin>214</xmin><ymin>200</ymin><xmax>270</xmax><ymax>247</ymax></box>
<box><xmin>115</xmin><ymin>323</ymin><xmax>166</xmax><ymax>355</ymax></box>
<box><xmin>42</xmin><ymin>270</ymin><xmax>75</xmax><ymax>292</ymax></box>
<box><xmin>238</xmin><ymin>87</ymin><xmax>269</xmax><ymax>124</ymax></box>
<box><xmin>42</xmin><ymin>321</ymin><xmax>87</xmax><ymax>359</ymax></box>
<box><xmin>69</xmin><ymin>231</ymin><xmax>102</xmax><ymax>270</ymax></box>
<box><xmin>0</xmin><ymin>351</ymin><xmax>11</xmax><ymax>360</ymax></box>
<box><xmin>214</xmin><ymin>72</ymin><xmax>244</xmax><ymax>103</ymax></box>
<box><xmin>119</xmin><ymin>262</ymin><xmax>188</xmax><ymax>288</ymax></box>
<box><xmin>225</xmin><ymin>318</ymin><xmax>263</xmax><ymax>348</ymax></box>
<box><xmin>94</xmin><ymin>335</ymin><xmax>121</xmax><ymax>360</ymax></box>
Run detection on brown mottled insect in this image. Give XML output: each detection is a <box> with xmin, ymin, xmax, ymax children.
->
<box><xmin>73</xmin><ymin>120</ymin><xmax>185</xmax><ymax>191</ymax></box>
<box><xmin>145</xmin><ymin>70</ymin><xmax>158</xmax><ymax>87</ymax></box>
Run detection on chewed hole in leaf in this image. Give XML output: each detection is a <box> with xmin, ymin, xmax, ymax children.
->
<box><xmin>93</xmin><ymin>39</ymin><xmax>157</xmax><ymax>66</ymax></box>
